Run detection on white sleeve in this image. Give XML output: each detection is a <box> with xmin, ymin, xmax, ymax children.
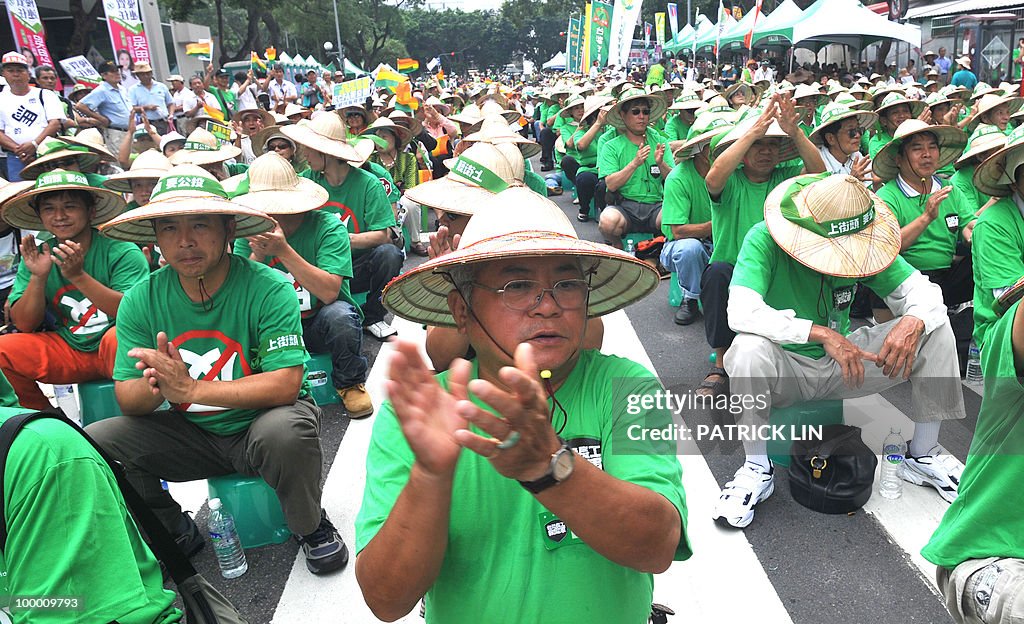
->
<box><xmin>728</xmin><ymin>285</ymin><xmax>814</xmax><ymax>344</ymax></box>
<box><xmin>881</xmin><ymin>270</ymin><xmax>948</xmax><ymax>335</ymax></box>
<box><xmin>41</xmin><ymin>89</ymin><xmax>66</xmax><ymax>120</ymax></box>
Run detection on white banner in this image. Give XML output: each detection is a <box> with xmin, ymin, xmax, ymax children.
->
<box><xmin>332</xmin><ymin>75</ymin><xmax>373</xmax><ymax>109</ymax></box>
<box><xmin>668</xmin><ymin>3</ymin><xmax>679</xmax><ymax>39</ymax></box>
<box><xmin>608</xmin><ymin>0</ymin><xmax>643</xmax><ymax>68</ymax></box>
<box><xmin>59</xmin><ymin>55</ymin><xmax>102</xmax><ymax>87</ymax></box>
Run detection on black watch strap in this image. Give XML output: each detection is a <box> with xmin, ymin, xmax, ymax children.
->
<box><xmin>519</xmin><ymin>439</ymin><xmax>569</xmax><ymax>494</ymax></box>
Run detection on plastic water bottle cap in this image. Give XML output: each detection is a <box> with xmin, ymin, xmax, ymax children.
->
<box><xmin>209</xmin><ymin>498</ymin><xmax>222</xmax><ymax>510</ymax></box>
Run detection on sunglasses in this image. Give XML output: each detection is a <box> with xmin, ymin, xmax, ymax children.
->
<box><xmin>266</xmin><ymin>141</ymin><xmax>292</xmax><ymax>152</ymax></box>
<box><xmin>628</xmin><ymin>108</ymin><xmax>651</xmax><ymax>116</ymax></box>
<box><xmin>846</xmin><ymin>127</ymin><xmax>866</xmax><ymax>139</ymax></box>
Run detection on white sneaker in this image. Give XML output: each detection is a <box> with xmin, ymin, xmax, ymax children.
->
<box><xmin>572</xmin><ymin>197</ymin><xmax>580</xmax><ymax>205</ymax></box>
<box><xmin>364</xmin><ymin>321</ymin><xmax>397</xmax><ymax>341</ymax></box>
<box><xmin>898</xmin><ymin>444</ymin><xmax>963</xmax><ymax>503</ymax></box>
<box><xmin>712</xmin><ymin>460</ymin><xmax>775</xmax><ymax>528</ymax></box>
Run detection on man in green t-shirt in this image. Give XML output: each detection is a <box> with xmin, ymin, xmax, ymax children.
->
<box><xmin>922</xmin><ymin>297</ymin><xmax>1024</xmax><ymax>623</ymax></box>
<box><xmin>645</xmin><ymin>57</ymin><xmax>668</xmax><ymax>87</ymax></box>
<box><xmin>597</xmin><ymin>88</ymin><xmax>674</xmax><ymax>248</ymax></box>
<box><xmin>285</xmin><ymin>114</ymin><xmax>403</xmax><ymax>340</ymax></box>
<box><xmin>0</xmin><ymin>170</ymin><xmax>147</xmax><ymax>409</ymax></box>
<box><xmin>0</xmin><ymin>375</ymin><xmax>182</xmax><ymax>624</ymax></box>
<box><xmin>538</xmin><ymin>87</ymin><xmax>571</xmax><ymax>171</ymax></box>
<box><xmin>660</xmin><ymin>113</ymin><xmax>733</xmax><ymax>325</ymax></box>
<box><xmin>868</xmin><ymin>92</ymin><xmax>924</xmax><ymax>159</ymax></box>
<box><xmin>233</xmin><ymin>153</ymin><xmax>373</xmax><ymax>418</ymax></box>
<box><xmin>872</xmin><ymin>120</ymin><xmax>973</xmax><ymax>322</ymax></box>
<box><xmin>698</xmin><ymin>95</ymin><xmax>826</xmax><ymax>398</ymax></box>
<box><xmin>356</xmin><ymin>187</ymin><xmax>689</xmax><ymax>622</ymax></box>
<box><xmin>718</xmin><ymin>173</ymin><xmax>966</xmax><ymax>529</ymax></box>
<box><xmin>87</xmin><ymin>166</ymin><xmax>350</xmax><ymax>576</ymax></box>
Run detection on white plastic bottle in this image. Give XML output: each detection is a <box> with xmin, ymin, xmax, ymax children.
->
<box><xmin>965</xmin><ymin>341</ymin><xmax>983</xmax><ymax>385</ymax></box>
<box><xmin>208</xmin><ymin>498</ymin><xmax>248</xmax><ymax>579</ymax></box>
<box><xmin>879</xmin><ymin>428</ymin><xmax>906</xmax><ymax>500</ymax></box>
<box><xmin>53</xmin><ymin>384</ymin><xmax>80</xmax><ymax>425</ymax></box>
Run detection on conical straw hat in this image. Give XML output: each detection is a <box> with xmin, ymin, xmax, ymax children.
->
<box><xmin>404</xmin><ymin>142</ymin><xmax>525</xmax><ymax>216</ymax></box>
<box><xmin>169</xmin><ymin>128</ymin><xmax>242</xmax><ymax>166</ymax></box>
<box><xmin>3</xmin><ymin>169</ymin><xmax>126</xmax><ymax>230</ymax></box>
<box><xmin>103</xmin><ymin>149</ymin><xmax>173</xmax><ymax>193</ymax></box>
<box><xmin>230</xmin><ymin>152</ymin><xmax>328</xmax><ymax>214</ymax></box>
<box><xmin>280</xmin><ymin>113</ymin><xmax>361</xmax><ymax>161</ymax></box>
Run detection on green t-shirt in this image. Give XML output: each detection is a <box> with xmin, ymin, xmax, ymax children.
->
<box><xmin>356</xmin><ymin>350</ymin><xmax>691</xmax><ymax>624</ymax></box>
<box><xmin>365</xmin><ymin>161</ymin><xmax>400</xmax><ymax>204</ymax></box>
<box><xmin>234</xmin><ymin>210</ymin><xmax>360</xmax><ymax>321</ymax></box>
<box><xmin>949</xmin><ymin>164</ymin><xmax>988</xmax><ymax>214</ymax></box>
<box><xmin>922</xmin><ymin>301</ymin><xmax>1024</xmax><ymax>568</ymax></box>
<box><xmin>868</xmin><ymin>129</ymin><xmax>894</xmax><ymax>159</ymax></box>
<box><xmin>876</xmin><ymin>177</ymin><xmax>975</xmax><ymax>271</ymax></box>
<box><xmin>9</xmin><ymin>230</ymin><xmax>148</xmax><ymax>352</ymax></box>
<box><xmin>113</xmin><ymin>255</ymin><xmax>310</xmax><ymax>435</ymax></box>
<box><xmin>661</xmin><ymin>160</ymin><xmax>711</xmax><ymax>240</ymax></box>
<box><xmin>0</xmin><ymin>407</ymin><xmax>181</xmax><ymax>624</ymax></box>
<box><xmin>663</xmin><ymin>115</ymin><xmax>691</xmax><ymax>143</ymax></box>
<box><xmin>646</xmin><ymin>63</ymin><xmax>666</xmax><ymax>86</ymax></box>
<box><xmin>598</xmin><ymin>128</ymin><xmax>672</xmax><ymax>204</ymax></box>
<box><xmin>570</xmin><ymin>124</ymin><xmax>600</xmax><ymax>171</ymax></box>
<box><xmin>300</xmin><ymin>167</ymin><xmax>396</xmax><ymax>259</ymax></box>
<box><xmin>709</xmin><ymin>164</ymin><xmax>803</xmax><ymax>266</ymax></box>
<box><xmin>732</xmin><ymin>223</ymin><xmax>915</xmax><ymax>359</ymax></box>
<box><xmin>560</xmin><ymin>120</ymin><xmax>580</xmax><ymax>158</ymax></box>
<box><xmin>525</xmin><ymin>170</ymin><xmax>547</xmax><ymax>195</ymax></box>
<box><xmin>969</xmin><ymin>196</ymin><xmax>1024</xmax><ymax>349</ymax></box>
<box><xmin>208</xmin><ymin>86</ymin><xmax>236</xmax><ymax>116</ymax></box>
<box><xmin>596</xmin><ymin>125</ymin><xmax>619</xmax><ymax>154</ymax></box>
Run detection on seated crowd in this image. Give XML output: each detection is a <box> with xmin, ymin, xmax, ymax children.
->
<box><xmin>0</xmin><ymin>47</ymin><xmax>1021</xmax><ymax>624</ymax></box>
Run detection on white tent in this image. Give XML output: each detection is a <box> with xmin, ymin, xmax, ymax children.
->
<box><xmin>792</xmin><ymin>0</ymin><xmax>921</xmax><ymax>48</ymax></box>
<box><xmin>750</xmin><ymin>0</ymin><xmax>804</xmax><ymax>47</ymax></box>
<box><xmin>543</xmin><ymin>51</ymin><xmax>567</xmax><ymax>71</ymax></box>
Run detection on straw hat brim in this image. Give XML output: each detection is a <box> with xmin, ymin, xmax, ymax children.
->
<box><xmin>461</xmin><ymin>128</ymin><xmax>541</xmax><ymax>160</ymax></box>
<box><xmin>763</xmin><ymin>177</ymin><xmax>901</xmax><ymax>279</ymax></box>
<box><xmin>389</xmin><ymin>114</ymin><xmax>424</xmax><ymax>137</ymax></box>
<box><xmin>426</xmin><ymin>101</ymin><xmax>452</xmax><ymax>116</ymax></box>
<box><xmin>103</xmin><ymin>168</ymin><xmax>172</xmax><ymax>193</ymax></box>
<box><xmin>973</xmin><ymin>141</ymin><xmax>1024</xmax><ymax>197</ymax></box>
<box><xmin>581</xmin><ymin>96</ymin><xmax>615</xmax><ymax>121</ymax></box>
<box><xmin>606</xmin><ymin>93</ymin><xmax>668</xmax><ymax>130</ymax></box>
<box><xmin>232</xmin><ymin>108</ymin><xmax>275</xmax><ymax>127</ymax></box>
<box><xmin>966</xmin><ymin>97</ymin><xmax>1024</xmax><ymax>133</ymax></box>
<box><xmin>99</xmin><ymin>196</ymin><xmax>274</xmax><ymax>243</ymax></box>
<box><xmin>876</xmin><ymin>99</ymin><xmax>926</xmax><ymax>118</ymax></box>
<box><xmin>712</xmin><ymin>120</ymin><xmax>798</xmax><ymax>162</ymax></box>
<box><xmin>873</xmin><ymin>125</ymin><xmax>967</xmax><ymax>181</ymax></box>
<box><xmin>3</xmin><ymin>182</ymin><xmax>127</xmax><ymax>230</ymax></box>
<box><xmin>809</xmin><ymin>109</ymin><xmax>878</xmax><ymax>146</ymax></box>
<box><xmin>381</xmin><ymin>233</ymin><xmax>660</xmax><ymax>327</ymax></box>
<box><xmin>252</xmin><ymin>125</ymin><xmax>295</xmax><ymax>155</ymax></box>
<box><xmin>20</xmin><ymin>151</ymin><xmax>102</xmax><ymax>181</ymax></box>
<box><xmin>280</xmin><ymin>124</ymin><xmax>360</xmax><ymax>161</ymax></box>
<box><xmin>956</xmin><ymin>135</ymin><xmax>1007</xmax><ymax>168</ymax></box>
<box><xmin>403</xmin><ymin>177</ymin><xmax>502</xmax><ymax>216</ymax></box>
<box><xmin>0</xmin><ymin>180</ymin><xmax>35</xmax><ymax>215</ymax></box>
<box><xmin>59</xmin><ymin>135</ymin><xmax>118</xmax><ymax>162</ymax></box>
<box><xmin>363</xmin><ymin>124</ymin><xmax>413</xmax><ymax>150</ymax></box>
<box><xmin>669</xmin><ymin>99</ymin><xmax>703</xmax><ymax>112</ymax></box>
<box><xmin>169</xmin><ymin>144</ymin><xmax>243</xmax><ymax>167</ymax></box>
<box><xmin>674</xmin><ymin>125</ymin><xmax>732</xmax><ymax>160</ymax></box>
<box><xmin>231</xmin><ymin>177</ymin><xmax>329</xmax><ymax>214</ymax></box>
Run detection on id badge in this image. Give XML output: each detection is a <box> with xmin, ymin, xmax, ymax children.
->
<box><xmin>945</xmin><ymin>214</ymin><xmax>959</xmax><ymax>232</ymax></box>
<box><xmin>830</xmin><ymin>286</ymin><xmax>855</xmax><ymax>331</ymax></box>
<box><xmin>649</xmin><ymin>165</ymin><xmax>661</xmax><ymax>177</ymax></box>
<box><xmin>538</xmin><ymin>511</ymin><xmax>583</xmax><ymax>551</ymax></box>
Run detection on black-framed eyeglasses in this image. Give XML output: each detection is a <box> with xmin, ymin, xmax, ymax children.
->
<box><xmin>472</xmin><ymin>279</ymin><xmax>591</xmax><ymax>312</ymax></box>
<box><xmin>266</xmin><ymin>141</ymin><xmax>292</xmax><ymax>152</ymax></box>
<box><xmin>846</xmin><ymin>127</ymin><xmax>866</xmax><ymax>139</ymax></box>
<box><xmin>628</xmin><ymin>107</ymin><xmax>651</xmax><ymax>116</ymax></box>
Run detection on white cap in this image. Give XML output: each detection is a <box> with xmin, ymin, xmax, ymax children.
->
<box><xmin>209</xmin><ymin>497</ymin><xmax>222</xmax><ymax>510</ymax></box>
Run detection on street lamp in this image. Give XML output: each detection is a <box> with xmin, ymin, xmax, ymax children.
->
<box><xmin>329</xmin><ymin>0</ymin><xmax>343</xmax><ymax>69</ymax></box>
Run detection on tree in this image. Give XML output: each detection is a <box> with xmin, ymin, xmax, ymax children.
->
<box><xmin>67</xmin><ymin>0</ymin><xmax>106</xmax><ymax>56</ymax></box>
<box><xmin>403</xmin><ymin>9</ymin><xmax>517</xmax><ymax>73</ymax></box>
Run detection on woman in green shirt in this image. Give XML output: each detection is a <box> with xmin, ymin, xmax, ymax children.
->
<box><xmin>564</xmin><ymin>94</ymin><xmax>613</xmax><ymax>222</ymax></box>
<box><xmin>365</xmin><ymin>118</ymin><xmax>418</xmax><ymax>194</ymax></box>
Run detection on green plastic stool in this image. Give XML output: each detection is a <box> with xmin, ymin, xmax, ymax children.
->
<box><xmin>669</xmin><ymin>272</ymin><xmax>683</xmax><ymax>307</ymax></box>
<box><xmin>766</xmin><ymin>400</ymin><xmax>844</xmax><ymax>468</ymax></box>
<box><xmin>560</xmin><ymin>170</ymin><xmax>577</xmax><ymax>200</ymax></box>
<box><xmin>79</xmin><ymin>381</ymin><xmax>170</xmax><ymax>426</ymax></box>
<box><xmin>352</xmin><ymin>290</ymin><xmax>368</xmax><ymax>307</ymax></box>
<box><xmin>207</xmin><ymin>474</ymin><xmax>291</xmax><ymax>548</ymax></box>
<box><xmin>305</xmin><ymin>352</ymin><xmax>339</xmax><ymax>406</ymax></box>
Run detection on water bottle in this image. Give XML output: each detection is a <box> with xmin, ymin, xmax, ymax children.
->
<box><xmin>53</xmin><ymin>385</ymin><xmax>80</xmax><ymax>425</ymax></box>
<box><xmin>965</xmin><ymin>341</ymin><xmax>983</xmax><ymax>385</ymax></box>
<box><xmin>625</xmin><ymin>239</ymin><xmax>636</xmax><ymax>256</ymax></box>
<box><xmin>208</xmin><ymin>498</ymin><xmax>248</xmax><ymax>579</ymax></box>
<box><xmin>879</xmin><ymin>428</ymin><xmax>906</xmax><ymax>500</ymax></box>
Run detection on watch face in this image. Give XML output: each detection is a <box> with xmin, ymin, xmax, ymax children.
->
<box><xmin>552</xmin><ymin>449</ymin><xmax>575</xmax><ymax>481</ymax></box>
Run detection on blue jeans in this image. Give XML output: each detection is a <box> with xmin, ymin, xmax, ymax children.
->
<box><xmin>302</xmin><ymin>300</ymin><xmax>368</xmax><ymax>388</ymax></box>
<box><xmin>6</xmin><ymin>154</ymin><xmax>24</xmax><ymax>182</ymax></box>
<box><xmin>660</xmin><ymin>238</ymin><xmax>713</xmax><ymax>300</ymax></box>
<box><xmin>350</xmin><ymin>244</ymin><xmax>404</xmax><ymax>325</ymax></box>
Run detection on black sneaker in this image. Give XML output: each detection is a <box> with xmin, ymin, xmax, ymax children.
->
<box><xmin>674</xmin><ymin>299</ymin><xmax>700</xmax><ymax>326</ymax></box>
<box><xmin>296</xmin><ymin>510</ymin><xmax>349</xmax><ymax>574</ymax></box>
<box><xmin>174</xmin><ymin>511</ymin><xmax>206</xmax><ymax>558</ymax></box>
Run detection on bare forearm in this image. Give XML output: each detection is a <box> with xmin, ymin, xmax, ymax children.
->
<box><xmin>187</xmin><ymin>367</ymin><xmax>303</xmax><ymax>409</ymax></box>
<box><xmin>277</xmin><ymin>247</ymin><xmax>341</xmax><ymax>303</ymax></box>
<box><xmin>673</xmin><ymin>222</ymin><xmax>712</xmax><ymax>240</ymax></box>
<box><xmin>706</xmin><ymin>138</ymin><xmax>753</xmax><ymax>197</ymax></box>
<box><xmin>34</xmin><ymin>120</ymin><xmax>61</xmax><ymax>144</ymax></box>
<box><xmin>900</xmin><ymin>215</ymin><xmax>933</xmax><ymax>251</ymax></box>
<box><xmin>794</xmin><ymin>133</ymin><xmax>826</xmax><ymax>173</ymax></box>
<box><xmin>10</xmin><ymin>277</ymin><xmax>46</xmax><ymax>331</ymax></box>
<box><xmin>576</xmin><ymin>123</ymin><xmax>604</xmax><ymax>151</ymax></box>
<box><xmin>114</xmin><ymin>377</ymin><xmax>167</xmax><ymax>415</ymax></box>
<box><xmin>68</xmin><ymin>274</ymin><xmax>124</xmax><ymax>318</ymax></box>
<box><xmin>605</xmin><ymin>162</ymin><xmax>640</xmax><ymax>192</ymax></box>
<box><xmin>356</xmin><ymin>464</ymin><xmax>453</xmax><ymax>621</ymax></box>
<box><xmin>349</xmin><ymin>230</ymin><xmax>391</xmax><ymax>249</ymax></box>
<box><xmin>537</xmin><ymin>458</ymin><xmax>680</xmax><ymax>573</ymax></box>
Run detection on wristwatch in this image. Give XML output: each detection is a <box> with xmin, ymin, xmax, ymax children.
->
<box><xmin>519</xmin><ymin>440</ymin><xmax>575</xmax><ymax>494</ymax></box>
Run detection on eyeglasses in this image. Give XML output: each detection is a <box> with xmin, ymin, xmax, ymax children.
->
<box><xmin>627</xmin><ymin>108</ymin><xmax>651</xmax><ymax>116</ymax></box>
<box><xmin>471</xmin><ymin>279</ymin><xmax>591</xmax><ymax>312</ymax></box>
<box><xmin>266</xmin><ymin>141</ymin><xmax>292</xmax><ymax>152</ymax></box>
<box><xmin>846</xmin><ymin>127</ymin><xmax>866</xmax><ymax>139</ymax></box>
<box><xmin>345</xmin><ymin>111</ymin><xmax>364</xmax><ymax>118</ymax></box>
<box><xmin>41</xmin><ymin>157</ymin><xmax>78</xmax><ymax>171</ymax></box>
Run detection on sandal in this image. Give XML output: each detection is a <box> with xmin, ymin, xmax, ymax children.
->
<box><xmin>695</xmin><ymin>367</ymin><xmax>729</xmax><ymax>398</ymax></box>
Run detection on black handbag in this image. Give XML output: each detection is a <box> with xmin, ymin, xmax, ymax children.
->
<box><xmin>0</xmin><ymin>411</ymin><xmax>248</xmax><ymax>624</ymax></box>
<box><xmin>789</xmin><ymin>424</ymin><xmax>877</xmax><ymax>514</ymax></box>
